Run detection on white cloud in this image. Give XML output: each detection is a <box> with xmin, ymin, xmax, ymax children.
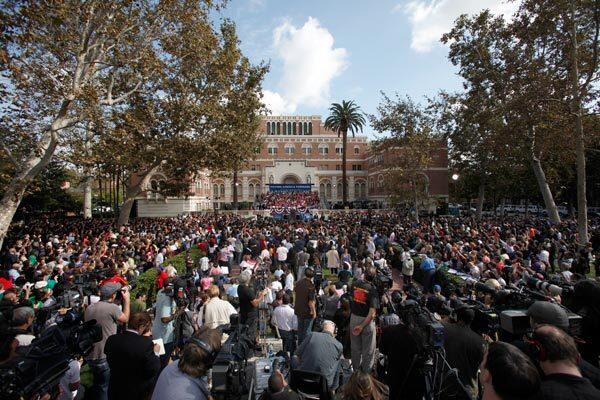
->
<box><xmin>262</xmin><ymin>90</ymin><xmax>297</xmax><ymax>115</ymax></box>
<box><xmin>262</xmin><ymin>17</ymin><xmax>348</xmax><ymax>115</ymax></box>
<box><xmin>400</xmin><ymin>0</ymin><xmax>519</xmax><ymax>52</ymax></box>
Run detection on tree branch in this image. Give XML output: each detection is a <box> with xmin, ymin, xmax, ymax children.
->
<box><xmin>100</xmin><ymin>81</ymin><xmax>142</xmax><ymax>106</ymax></box>
<box><xmin>2</xmin><ymin>144</ymin><xmax>18</xmax><ymax>166</ymax></box>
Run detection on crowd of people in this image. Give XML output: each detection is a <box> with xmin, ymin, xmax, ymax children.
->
<box><xmin>1</xmin><ymin>211</ymin><xmax>599</xmax><ymax>400</ymax></box>
<box><xmin>257</xmin><ymin>192</ymin><xmax>320</xmax><ymax>211</ymax></box>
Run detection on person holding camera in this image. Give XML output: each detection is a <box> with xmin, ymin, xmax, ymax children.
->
<box><xmin>84</xmin><ymin>282</ymin><xmax>130</xmax><ymax>400</ymax></box>
<box><xmin>152</xmin><ymin>278</ymin><xmax>180</xmax><ymax>370</ymax></box>
<box><xmin>105</xmin><ymin>312</ymin><xmax>161</xmax><ymax>400</ymax></box>
<box><xmin>349</xmin><ymin>267</ymin><xmax>379</xmax><ymax>373</ymax></box>
<box><xmin>151</xmin><ymin>327</ymin><xmax>222</xmax><ymax>400</ymax></box>
<box><xmin>237</xmin><ymin>271</ymin><xmax>267</xmax><ymax>346</ymax></box>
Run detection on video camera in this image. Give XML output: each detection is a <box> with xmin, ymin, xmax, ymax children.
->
<box><xmin>0</xmin><ymin>310</ymin><xmax>102</xmax><ymax>400</ymax></box>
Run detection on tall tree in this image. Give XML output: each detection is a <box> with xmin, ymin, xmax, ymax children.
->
<box><xmin>0</xmin><ymin>0</ymin><xmax>222</xmax><ymax>248</ymax></box>
<box><xmin>369</xmin><ymin>94</ymin><xmax>441</xmax><ymax>220</ymax></box>
<box><xmin>324</xmin><ymin>100</ymin><xmax>366</xmax><ymax>206</ymax></box>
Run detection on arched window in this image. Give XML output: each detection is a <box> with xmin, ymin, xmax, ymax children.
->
<box><xmin>268</xmin><ymin>145</ymin><xmax>278</xmax><ymax>155</ymax></box>
<box><xmin>277</xmin><ymin>122</ymin><xmax>281</xmax><ymax>134</ymax></box>
<box><xmin>269</xmin><ymin>175</ymin><xmax>274</xmax><ymax>184</ymax></box>
<box><xmin>302</xmin><ymin>143</ymin><xmax>312</xmax><ymax>155</ymax></box>
<box><xmin>337</xmin><ymin>182</ymin><xmax>343</xmax><ymax>198</ymax></box>
<box><xmin>282</xmin><ymin>122</ymin><xmax>287</xmax><ymax>134</ymax></box>
<box><xmin>319</xmin><ymin>182</ymin><xmax>325</xmax><ymax>197</ymax></box>
<box><xmin>354</xmin><ymin>146</ymin><xmax>360</xmax><ymax>155</ymax></box>
<box><xmin>287</xmin><ymin>122</ymin><xmax>292</xmax><ymax>135</ymax></box>
<box><xmin>308</xmin><ymin>122</ymin><xmax>313</xmax><ymax>135</ymax></box>
<box><xmin>266</xmin><ymin>123</ymin><xmax>270</xmax><ymax>135</ymax></box>
<box><xmin>318</xmin><ymin>144</ymin><xmax>329</xmax><ymax>155</ymax></box>
<box><xmin>272</xmin><ymin>122</ymin><xmax>276</xmax><ymax>134</ymax></box>
<box><xmin>284</xmin><ymin>144</ymin><xmax>295</xmax><ymax>155</ymax></box>
<box><xmin>213</xmin><ymin>184</ymin><xmax>219</xmax><ymax>196</ymax></box>
<box><xmin>303</xmin><ymin>122</ymin><xmax>308</xmax><ymax>135</ymax></box>
<box><xmin>306</xmin><ymin>175</ymin><xmax>311</xmax><ymax>184</ymax></box>
<box><xmin>335</xmin><ymin>144</ymin><xmax>343</xmax><ymax>155</ymax></box>
<box><xmin>326</xmin><ymin>183</ymin><xmax>332</xmax><ymax>198</ymax></box>
<box><xmin>292</xmin><ymin>122</ymin><xmax>297</xmax><ymax>134</ymax></box>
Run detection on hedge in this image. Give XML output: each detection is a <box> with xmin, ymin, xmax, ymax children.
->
<box><xmin>131</xmin><ymin>247</ymin><xmax>203</xmax><ymax>304</ymax></box>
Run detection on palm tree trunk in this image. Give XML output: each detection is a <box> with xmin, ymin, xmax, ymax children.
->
<box><xmin>342</xmin><ymin>130</ymin><xmax>348</xmax><ymax>206</ymax></box>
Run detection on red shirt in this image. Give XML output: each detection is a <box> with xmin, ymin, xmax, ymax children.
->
<box><xmin>156</xmin><ymin>270</ymin><xmax>168</xmax><ymax>289</ymax></box>
<box><xmin>0</xmin><ymin>277</ymin><xmax>13</xmax><ymax>290</ymax></box>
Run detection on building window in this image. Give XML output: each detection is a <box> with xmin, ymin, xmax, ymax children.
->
<box><xmin>285</xmin><ymin>145</ymin><xmax>294</xmax><ymax>155</ymax></box>
<box><xmin>336</xmin><ymin>165</ymin><xmax>341</xmax><ymax>171</ymax></box>
<box><xmin>352</xmin><ymin>164</ymin><xmax>362</xmax><ymax>171</ymax></box>
<box><xmin>251</xmin><ymin>165</ymin><xmax>257</xmax><ymax>171</ymax></box>
<box><xmin>282</xmin><ymin>122</ymin><xmax>287</xmax><ymax>134</ymax></box>
<box><xmin>293</xmin><ymin>122</ymin><xmax>297</xmax><ymax>134</ymax></box>
<box><xmin>318</xmin><ymin>145</ymin><xmax>329</xmax><ymax>155</ymax></box>
<box><xmin>354</xmin><ymin>146</ymin><xmax>360</xmax><ymax>154</ymax></box>
<box><xmin>302</xmin><ymin>144</ymin><xmax>312</xmax><ymax>155</ymax></box>
<box><xmin>277</xmin><ymin>122</ymin><xmax>281</xmax><ymax>134</ymax></box>
<box><xmin>267</xmin><ymin>123</ymin><xmax>271</xmax><ymax>135</ymax></box>
<box><xmin>335</xmin><ymin>144</ymin><xmax>343</xmax><ymax>155</ymax></box>
<box><xmin>308</xmin><ymin>122</ymin><xmax>313</xmax><ymax>135</ymax></box>
<box><xmin>287</xmin><ymin>122</ymin><xmax>292</xmax><ymax>135</ymax></box>
<box><xmin>268</xmin><ymin>146</ymin><xmax>278</xmax><ymax>155</ymax></box>
<box><xmin>303</xmin><ymin>122</ymin><xmax>308</xmax><ymax>135</ymax></box>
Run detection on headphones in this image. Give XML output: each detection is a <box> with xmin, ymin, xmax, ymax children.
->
<box><xmin>187</xmin><ymin>337</ymin><xmax>218</xmax><ymax>366</ymax></box>
<box><xmin>525</xmin><ymin>331</ymin><xmax>548</xmax><ymax>362</ymax></box>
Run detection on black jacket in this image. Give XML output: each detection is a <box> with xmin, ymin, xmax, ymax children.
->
<box><xmin>105</xmin><ymin>330</ymin><xmax>161</xmax><ymax>400</ymax></box>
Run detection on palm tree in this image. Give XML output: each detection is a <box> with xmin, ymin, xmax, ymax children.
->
<box><xmin>324</xmin><ymin>100</ymin><xmax>366</xmax><ymax>206</ymax></box>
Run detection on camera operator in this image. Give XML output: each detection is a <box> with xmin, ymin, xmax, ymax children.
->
<box><xmin>259</xmin><ymin>369</ymin><xmax>302</xmax><ymax>400</ymax></box>
<box><xmin>84</xmin><ymin>282</ymin><xmax>130</xmax><ymax>400</ymax></box>
<box><xmin>530</xmin><ymin>325</ymin><xmax>600</xmax><ymax>399</ymax></box>
<box><xmin>480</xmin><ymin>341</ymin><xmax>540</xmax><ymax>400</ymax></box>
<box><xmin>517</xmin><ymin>301</ymin><xmax>600</xmax><ymax>389</ymax></box>
<box><xmin>151</xmin><ymin>327</ymin><xmax>222</xmax><ymax>400</ymax></box>
<box><xmin>105</xmin><ymin>312</ymin><xmax>161</xmax><ymax>400</ymax></box>
<box><xmin>294</xmin><ymin>320</ymin><xmax>343</xmax><ymax>391</ymax></box>
<box><xmin>440</xmin><ymin>306</ymin><xmax>486</xmax><ymax>400</ymax></box>
<box><xmin>349</xmin><ymin>266</ymin><xmax>379</xmax><ymax>373</ymax></box>
<box><xmin>237</xmin><ymin>271</ymin><xmax>267</xmax><ymax>347</ymax></box>
<box><xmin>153</xmin><ymin>278</ymin><xmax>181</xmax><ymax>370</ymax></box>
<box><xmin>9</xmin><ymin>306</ymin><xmax>36</xmax><ymax>347</ymax></box>
<box><xmin>294</xmin><ymin>266</ymin><xmax>316</xmax><ymax>347</ymax></box>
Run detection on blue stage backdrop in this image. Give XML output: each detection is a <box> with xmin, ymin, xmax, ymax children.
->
<box><xmin>268</xmin><ymin>184</ymin><xmax>313</xmax><ymax>193</ymax></box>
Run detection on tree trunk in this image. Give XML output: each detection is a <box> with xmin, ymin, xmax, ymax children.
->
<box><xmin>342</xmin><ymin>130</ymin><xmax>348</xmax><ymax>206</ymax></box>
<box><xmin>0</xmin><ymin>130</ymin><xmax>59</xmax><ymax>249</ymax></box>
<box><xmin>476</xmin><ymin>183</ymin><xmax>485</xmax><ymax>219</ymax></box>
<box><xmin>83</xmin><ymin>122</ymin><xmax>94</xmax><ymax>219</ymax></box>
<box><xmin>117</xmin><ymin>166</ymin><xmax>160</xmax><ymax>227</ymax></box>
<box><xmin>0</xmin><ymin>99</ymin><xmax>72</xmax><ymax>248</ymax></box>
<box><xmin>83</xmin><ymin>175</ymin><xmax>93</xmax><ymax>219</ymax></box>
<box><xmin>232</xmin><ymin>170</ymin><xmax>238</xmax><ymax>211</ymax></box>
<box><xmin>569</xmin><ymin>1</ymin><xmax>588</xmax><ymax>245</ymax></box>
<box><xmin>413</xmin><ymin>181</ymin><xmax>420</xmax><ymax>223</ymax></box>
<box><xmin>531</xmin><ymin>156</ymin><xmax>561</xmax><ymax>224</ymax></box>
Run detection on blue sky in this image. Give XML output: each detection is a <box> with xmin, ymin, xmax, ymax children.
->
<box><xmin>218</xmin><ymin>0</ymin><xmax>517</xmax><ymax>121</ymax></box>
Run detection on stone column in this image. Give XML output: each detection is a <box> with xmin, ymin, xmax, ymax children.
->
<box><xmin>348</xmin><ymin>176</ymin><xmax>355</xmax><ymax>201</ymax></box>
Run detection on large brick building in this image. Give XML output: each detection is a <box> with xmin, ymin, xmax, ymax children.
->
<box><xmin>136</xmin><ymin>115</ymin><xmax>448</xmax><ymax>216</ymax></box>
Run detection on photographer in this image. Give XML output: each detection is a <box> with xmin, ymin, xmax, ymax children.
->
<box><xmin>441</xmin><ymin>306</ymin><xmax>485</xmax><ymax>400</ymax></box>
<box><xmin>480</xmin><ymin>341</ymin><xmax>540</xmax><ymax>400</ymax></box>
<box><xmin>259</xmin><ymin>370</ymin><xmax>302</xmax><ymax>400</ymax></box>
<box><xmin>349</xmin><ymin>267</ymin><xmax>378</xmax><ymax>373</ymax></box>
<box><xmin>105</xmin><ymin>312</ymin><xmax>161</xmax><ymax>400</ymax></box>
<box><xmin>153</xmin><ymin>278</ymin><xmax>180</xmax><ymax>370</ymax></box>
<box><xmin>294</xmin><ymin>320</ymin><xmax>343</xmax><ymax>391</ymax></box>
<box><xmin>237</xmin><ymin>271</ymin><xmax>266</xmax><ymax>347</ymax></box>
<box><xmin>531</xmin><ymin>325</ymin><xmax>600</xmax><ymax>399</ymax></box>
<box><xmin>84</xmin><ymin>282</ymin><xmax>130</xmax><ymax>400</ymax></box>
<box><xmin>151</xmin><ymin>327</ymin><xmax>222</xmax><ymax>400</ymax></box>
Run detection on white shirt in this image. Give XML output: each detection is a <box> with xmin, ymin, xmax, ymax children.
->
<box><xmin>200</xmin><ymin>256</ymin><xmax>210</xmax><ymax>271</ymax></box>
<box><xmin>284</xmin><ymin>273</ymin><xmax>294</xmax><ymax>291</ymax></box>
<box><xmin>58</xmin><ymin>359</ymin><xmax>80</xmax><ymax>400</ymax></box>
<box><xmin>199</xmin><ymin>298</ymin><xmax>237</xmax><ymax>329</ymax></box>
<box><xmin>274</xmin><ymin>268</ymin><xmax>284</xmax><ymax>279</ymax></box>
<box><xmin>155</xmin><ymin>253</ymin><xmax>164</xmax><ymax>266</ymax></box>
<box><xmin>271</xmin><ymin>304</ymin><xmax>298</xmax><ymax>332</ymax></box>
<box><xmin>276</xmin><ymin>246</ymin><xmax>288</xmax><ymax>261</ymax></box>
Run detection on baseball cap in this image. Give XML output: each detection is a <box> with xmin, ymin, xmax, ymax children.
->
<box><xmin>100</xmin><ymin>282</ymin><xmax>122</xmax><ymax>298</ymax></box>
<box><xmin>526</xmin><ymin>301</ymin><xmax>569</xmax><ymax>330</ymax></box>
<box><xmin>433</xmin><ymin>284</ymin><xmax>441</xmax><ymax>292</ymax></box>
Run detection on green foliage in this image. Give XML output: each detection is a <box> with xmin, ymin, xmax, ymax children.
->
<box><xmin>18</xmin><ymin>161</ymin><xmax>82</xmax><ymax>214</ymax></box>
<box><xmin>131</xmin><ymin>247</ymin><xmax>203</xmax><ymax>304</ymax></box>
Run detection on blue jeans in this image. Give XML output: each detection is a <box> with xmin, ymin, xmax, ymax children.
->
<box><xmin>297</xmin><ymin>317</ymin><xmax>314</xmax><ymax>347</ymax></box>
<box><xmin>87</xmin><ymin>358</ymin><xmax>110</xmax><ymax>400</ymax></box>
